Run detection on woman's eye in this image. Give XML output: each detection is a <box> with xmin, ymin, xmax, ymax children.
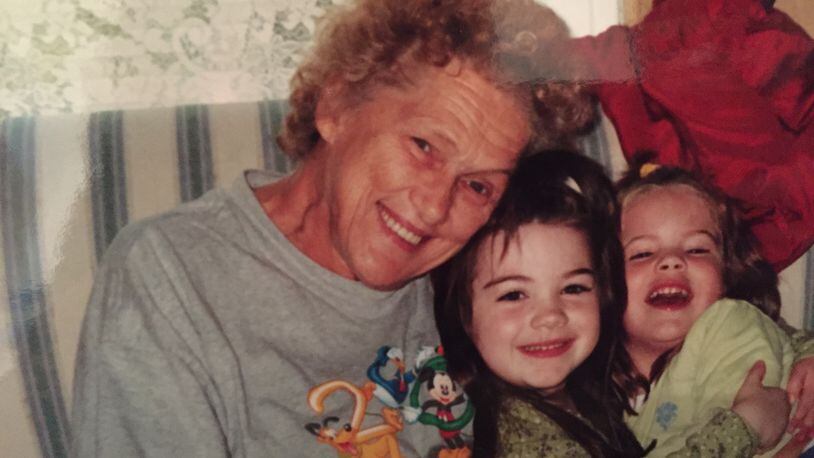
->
<box><xmin>497</xmin><ymin>290</ymin><xmax>525</xmax><ymax>302</ymax></box>
<box><xmin>686</xmin><ymin>247</ymin><xmax>710</xmax><ymax>255</ymax></box>
<box><xmin>628</xmin><ymin>251</ymin><xmax>652</xmax><ymax>261</ymax></box>
<box><xmin>465</xmin><ymin>179</ymin><xmax>491</xmax><ymax>197</ymax></box>
<box><xmin>412</xmin><ymin>137</ymin><xmax>431</xmax><ymax>154</ymax></box>
<box><xmin>562</xmin><ymin>284</ymin><xmax>592</xmax><ymax>295</ymax></box>
<box><xmin>458</xmin><ymin>178</ymin><xmax>494</xmax><ymax>203</ymax></box>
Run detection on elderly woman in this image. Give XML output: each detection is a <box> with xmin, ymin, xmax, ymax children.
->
<box><xmin>71</xmin><ymin>0</ymin><xmax>592</xmax><ymax>456</ymax></box>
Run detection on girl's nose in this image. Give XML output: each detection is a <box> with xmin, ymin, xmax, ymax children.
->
<box><xmin>657</xmin><ymin>252</ymin><xmax>686</xmax><ymax>271</ymax></box>
<box><xmin>530</xmin><ymin>301</ymin><xmax>568</xmax><ymax>329</ymax></box>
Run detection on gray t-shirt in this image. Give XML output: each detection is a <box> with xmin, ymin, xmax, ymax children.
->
<box><xmin>72</xmin><ymin>170</ymin><xmax>461</xmax><ymax>457</ymax></box>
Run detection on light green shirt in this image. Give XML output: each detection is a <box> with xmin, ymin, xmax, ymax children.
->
<box><xmin>626</xmin><ymin>298</ymin><xmax>793</xmax><ymax>457</ymax></box>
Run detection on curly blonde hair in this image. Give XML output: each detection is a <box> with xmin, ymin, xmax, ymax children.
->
<box><xmin>279</xmin><ymin>0</ymin><xmax>595</xmax><ymax>159</ymax></box>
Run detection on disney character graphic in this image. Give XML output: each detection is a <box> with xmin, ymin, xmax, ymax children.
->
<box><xmin>367</xmin><ymin>346</ymin><xmax>416</xmax><ymax>408</ymax></box>
<box><xmin>404</xmin><ymin>350</ymin><xmax>474</xmax><ymax>458</ymax></box>
<box><xmin>305</xmin><ymin>380</ymin><xmax>403</xmax><ymax>458</ymax></box>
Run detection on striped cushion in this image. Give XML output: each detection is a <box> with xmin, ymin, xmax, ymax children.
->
<box><xmin>0</xmin><ymin>102</ymin><xmax>811</xmax><ymax>458</ymax></box>
<box><xmin>0</xmin><ymin>100</ymin><xmax>293</xmax><ymax>458</ymax></box>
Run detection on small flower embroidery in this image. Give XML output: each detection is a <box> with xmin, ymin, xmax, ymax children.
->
<box><xmin>655</xmin><ymin>402</ymin><xmax>678</xmax><ymax>430</ymax></box>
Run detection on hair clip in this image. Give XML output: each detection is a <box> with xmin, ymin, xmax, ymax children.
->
<box><xmin>640</xmin><ymin>163</ymin><xmax>660</xmax><ymax>177</ymax></box>
<box><xmin>564</xmin><ymin>176</ymin><xmax>582</xmax><ymax>195</ymax></box>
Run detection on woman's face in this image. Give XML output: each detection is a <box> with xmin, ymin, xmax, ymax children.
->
<box><xmin>314</xmin><ymin>62</ymin><xmax>530</xmax><ymax>290</ymax></box>
<box><xmin>621</xmin><ymin>185</ymin><xmax>724</xmax><ymax>360</ymax></box>
<box><xmin>469</xmin><ymin>224</ymin><xmax>601</xmax><ymax>392</ymax></box>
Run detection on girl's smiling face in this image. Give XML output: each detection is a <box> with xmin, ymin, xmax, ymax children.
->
<box><xmin>469</xmin><ymin>223</ymin><xmax>600</xmax><ymax>393</ymax></box>
<box><xmin>621</xmin><ymin>184</ymin><xmax>724</xmax><ymax>367</ymax></box>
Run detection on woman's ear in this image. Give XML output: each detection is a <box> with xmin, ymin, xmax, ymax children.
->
<box><xmin>314</xmin><ymin>81</ymin><xmax>348</xmax><ymax>145</ymax></box>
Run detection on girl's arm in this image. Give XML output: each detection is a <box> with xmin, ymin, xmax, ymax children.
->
<box><xmin>730</xmin><ymin>361</ymin><xmax>792</xmax><ymax>453</ymax></box>
<box><xmin>666</xmin><ymin>361</ymin><xmax>788</xmax><ymax>457</ymax></box>
<box><xmin>666</xmin><ymin>409</ymin><xmax>758</xmax><ymax>458</ymax></box>
<box><xmin>777</xmin><ymin>318</ymin><xmax>814</xmax><ymax>437</ymax></box>
<box><xmin>630</xmin><ymin>299</ymin><xmax>792</xmax><ymax>456</ymax></box>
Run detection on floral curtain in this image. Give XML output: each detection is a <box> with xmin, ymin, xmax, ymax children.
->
<box><xmin>0</xmin><ymin>0</ymin><xmax>334</xmax><ymax>118</ymax></box>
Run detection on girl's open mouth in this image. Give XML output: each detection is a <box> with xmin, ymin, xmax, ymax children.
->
<box><xmin>645</xmin><ymin>285</ymin><xmax>692</xmax><ymax>309</ymax></box>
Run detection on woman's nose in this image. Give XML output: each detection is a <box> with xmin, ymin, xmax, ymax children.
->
<box><xmin>410</xmin><ymin>175</ymin><xmax>454</xmax><ymax>227</ymax></box>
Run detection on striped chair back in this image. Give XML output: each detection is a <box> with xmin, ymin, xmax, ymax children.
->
<box><xmin>0</xmin><ymin>100</ymin><xmax>293</xmax><ymax>458</ymax></box>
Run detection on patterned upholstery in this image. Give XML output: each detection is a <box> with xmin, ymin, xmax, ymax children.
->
<box><xmin>0</xmin><ymin>100</ymin><xmax>293</xmax><ymax>457</ymax></box>
<box><xmin>0</xmin><ymin>102</ymin><xmax>811</xmax><ymax>457</ymax></box>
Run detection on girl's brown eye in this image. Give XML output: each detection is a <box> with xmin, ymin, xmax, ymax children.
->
<box><xmin>562</xmin><ymin>284</ymin><xmax>592</xmax><ymax>295</ymax></box>
<box><xmin>498</xmin><ymin>291</ymin><xmax>524</xmax><ymax>301</ymax></box>
<box><xmin>629</xmin><ymin>251</ymin><xmax>652</xmax><ymax>261</ymax></box>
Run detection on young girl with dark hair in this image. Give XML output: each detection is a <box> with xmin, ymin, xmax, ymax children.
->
<box><xmin>432</xmin><ymin>150</ymin><xmax>644</xmax><ymax>457</ymax></box>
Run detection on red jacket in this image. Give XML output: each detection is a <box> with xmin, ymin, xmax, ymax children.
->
<box><xmin>571</xmin><ymin>0</ymin><xmax>814</xmax><ymax>271</ymax></box>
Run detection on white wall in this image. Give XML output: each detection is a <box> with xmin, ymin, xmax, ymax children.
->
<box><xmin>543</xmin><ymin>0</ymin><xmax>620</xmax><ymax>36</ymax></box>
<box><xmin>0</xmin><ymin>0</ymin><xmax>622</xmax><ymax>118</ymax></box>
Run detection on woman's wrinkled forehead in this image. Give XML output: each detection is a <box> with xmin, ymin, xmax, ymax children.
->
<box><xmin>349</xmin><ymin>53</ymin><xmax>532</xmax><ymax>114</ymax></box>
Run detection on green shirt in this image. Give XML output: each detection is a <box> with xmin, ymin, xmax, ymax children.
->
<box><xmin>626</xmin><ymin>298</ymin><xmax>792</xmax><ymax>457</ymax></box>
<box><xmin>496</xmin><ymin>396</ymin><xmax>756</xmax><ymax>457</ymax></box>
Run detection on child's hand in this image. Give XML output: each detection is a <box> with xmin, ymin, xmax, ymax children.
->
<box><xmin>787</xmin><ymin>356</ymin><xmax>814</xmax><ymax>440</ymax></box>
<box><xmin>732</xmin><ymin>360</ymin><xmax>790</xmax><ymax>452</ymax></box>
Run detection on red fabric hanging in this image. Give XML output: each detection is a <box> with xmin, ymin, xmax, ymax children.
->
<box><xmin>570</xmin><ymin>0</ymin><xmax>814</xmax><ymax>272</ymax></box>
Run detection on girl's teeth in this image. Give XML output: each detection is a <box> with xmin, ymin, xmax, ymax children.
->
<box><xmin>524</xmin><ymin>342</ymin><xmax>565</xmax><ymax>351</ymax></box>
<box><xmin>649</xmin><ymin>287</ymin><xmax>688</xmax><ymax>299</ymax></box>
